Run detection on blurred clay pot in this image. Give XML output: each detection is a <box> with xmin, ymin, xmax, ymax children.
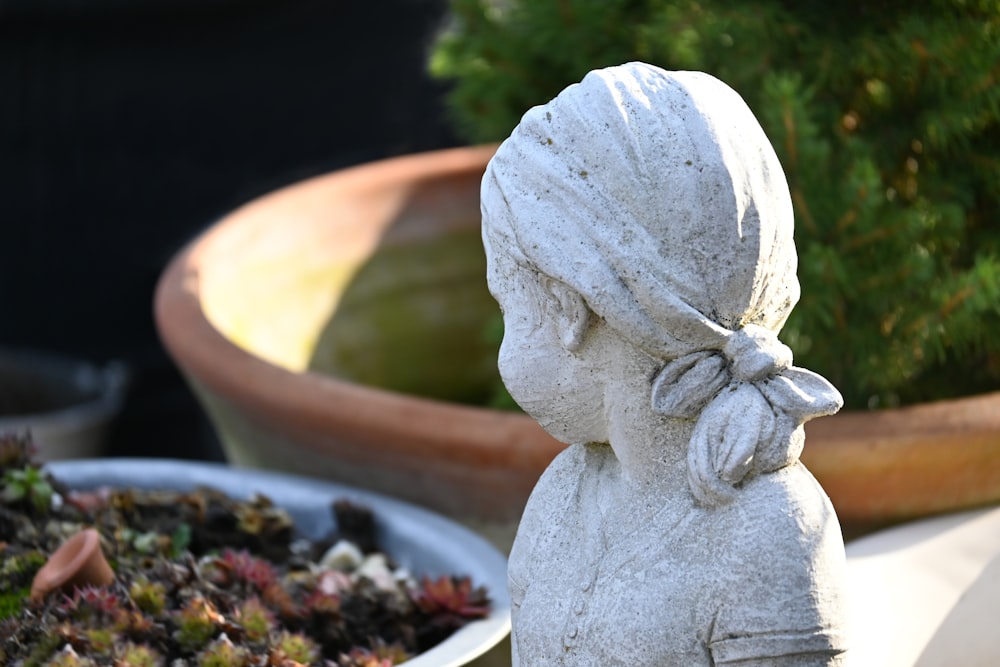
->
<box><xmin>154</xmin><ymin>145</ymin><xmax>557</xmax><ymax>543</ymax></box>
<box><xmin>154</xmin><ymin>145</ymin><xmax>1000</xmax><ymax>543</ymax></box>
<box><xmin>802</xmin><ymin>391</ymin><xmax>1000</xmax><ymax>536</ymax></box>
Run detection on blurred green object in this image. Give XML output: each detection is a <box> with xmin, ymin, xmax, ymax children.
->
<box><xmin>310</xmin><ymin>228</ymin><xmax>500</xmax><ymax>406</ymax></box>
<box><xmin>430</xmin><ymin>0</ymin><xmax>1000</xmax><ymax>410</ymax></box>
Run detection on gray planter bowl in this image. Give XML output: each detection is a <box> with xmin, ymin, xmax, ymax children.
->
<box><xmin>46</xmin><ymin>458</ymin><xmax>511</xmax><ymax>667</ymax></box>
<box><xmin>0</xmin><ymin>348</ymin><xmax>128</xmax><ymax>460</ymax></box>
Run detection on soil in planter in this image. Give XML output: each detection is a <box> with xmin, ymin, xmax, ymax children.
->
<box><xmin>0</xmin><ymin>433</ymin><xmax>491</xmax><ymax>666</ymax></box>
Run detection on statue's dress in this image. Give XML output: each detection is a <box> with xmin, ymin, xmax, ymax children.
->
<box><xmin>508</xmin><ymin>442</ymin><xmax>848</xmax><ymax>666</ymax></box>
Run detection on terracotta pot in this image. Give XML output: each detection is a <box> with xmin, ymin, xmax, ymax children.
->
<box><xmin>154</xmin><ymin>145</ymin><xmax>1000</xmax><ymax>543</ymax></box>
<box><xmin>154</xmin><ymin>145</ymin><xmax>558</xmax><ymax>542</ymax></box>
<box><xmin>30</xmin><ymin>528</ymin><xmax>114</xmax><ymax>602</ymax></box>
<box><xmin>802</xmin><ymin>390</ymin><xmax>1000</xmax><ymax>535</ymax></box>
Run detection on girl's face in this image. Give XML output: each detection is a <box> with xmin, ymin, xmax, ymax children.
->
<box><xmin>484</xmin><ymin>239</ymin><xmax>607</xmax><ymax>445</ymax></box>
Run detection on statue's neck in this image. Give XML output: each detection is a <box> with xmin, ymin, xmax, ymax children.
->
<box><xmin>582</xmin><ymin>341</ymin><xmax>696</xmax><ymax>500</ymax></box>
<box><xmin>605</xmin><ymin>409</ymin><xmax>695</xmax><ymax>499</ymax></box>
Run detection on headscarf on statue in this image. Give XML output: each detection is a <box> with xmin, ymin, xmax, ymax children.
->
<box><xmin>481</xmin><ymin>62</ymin><xmax>842</xmax><ymax>507</ymax></box>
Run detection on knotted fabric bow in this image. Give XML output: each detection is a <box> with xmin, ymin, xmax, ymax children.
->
<box><xmin>651</xmin><ymin>324</ymin><xmax>843</xmax><ymax>506</ymax></box>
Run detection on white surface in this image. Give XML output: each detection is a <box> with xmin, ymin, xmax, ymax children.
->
<box><xmin>846</xmin><ymin>506</ymin><xmax>1000</xmax><ymax>667</ymax></box>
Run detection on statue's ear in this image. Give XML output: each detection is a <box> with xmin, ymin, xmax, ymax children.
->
<box><xmin>544</xmin><ymin>278</ymin><xmax>592</xmax><ymax>352</ymax></box>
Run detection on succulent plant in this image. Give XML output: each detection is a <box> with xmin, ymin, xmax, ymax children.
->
<box><xmin>175</xmin><ymin>596</ymin><xmax>224</xmax><ymax>650</ymax></box>
<box><xmin>272</xmin><ymin>631</ymin><xmax>320</xmax><ymax>664</ymax></box>
<box><xmin>336</xmin><ymin>649</ymin><xmax>394</xmax><ymax>667</ymax></box>
<box><xmin>411</xmin><ymin>575</ymin><xmax>491</xmax><ymax>629</ymax></box>
<box><xmin>128</xmin><ymin>577</ymin><xmax>166</xmax><ymax>615</ymax></box>
<box><xmin>233</xmin><ymin>597</ymin><xmax>275</xmax><ymax>643</ymax></box>
<box><xmin>43</xmin><ymin>644</ymin><xmax>98</xmax><ymax>667</ymax></box>
<box><xmin>196</xmin><ymin>634</ymin><xmax>251</xmax><ymax>667</ymax></box>
<box><xmin>83</xmin><ymin>627</ymin><xmax>116</xmax><ymax>655</ymax></box>
<box><xmin>115</xmin><ymin>642</ymin><xmax>163</xmax><ymax>667</ymax></box>
<box><xmin>0</xmin><ymin>432</ymin><xmax>35</xmax><ymax>468</ymax></box>
<box><xmin>2</xmin><ymin>463</ymin><xmax>55</xmax><ymax>513</ymax></box>
<box><xmin>221</xmin><ymin>549</ymin><xmax>279</xmax><ymax>591</ymax></box>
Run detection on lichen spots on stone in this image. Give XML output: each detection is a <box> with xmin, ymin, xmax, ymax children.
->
<box><xmin>579</xmin><ymin>170</ymin><xmax>589</xmax><ymax>178</ymax></box>
<box><xmin>686</xmin><ymin>160</ymin><xmax>693</xmax><ymax>166</ymax></box>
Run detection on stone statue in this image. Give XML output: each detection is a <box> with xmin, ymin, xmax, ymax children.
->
<box><xmin>481</xmin><ymin>62</ymin><xmax>849</xmax><ymax>665</ymax></box>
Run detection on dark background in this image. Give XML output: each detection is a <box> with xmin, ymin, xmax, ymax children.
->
<box><xmin>0</xmin><ymin>0</ymin><xmax>459</xmax><ymax>460</ymax></box>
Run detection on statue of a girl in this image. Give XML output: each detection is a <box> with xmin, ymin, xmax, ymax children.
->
<box><xmin>482</xmin><ymin>63</ymin><xmax>848</xmax><ymax>665</ymax></box>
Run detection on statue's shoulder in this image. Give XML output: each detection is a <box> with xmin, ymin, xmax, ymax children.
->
<box><xmin>720</xmin><ymin>462</ymin><xmax>844</xmax><ymax>567</ymax></box>
<box><xmin>748</xmin><ymin>463</ymin><xmax>837</xmax><ymax>523</ymax></box>
<box><xmin>510</xmin><ymin>443</ymin><xmax>608</xmax><ymax>561</ymax></box>
<box><xmin>530</xmin><ymin>442</ymin><xmax>609</xmax><ymax>498</ymax></box>
<box><xmin>705</xmin><ymin>464</ymin><xmax>848</xmax><ymax>662</ymax></box>
<box><xmin>519</xmin><ymin>443</ymin><xmax>599</xmax><ymax>519</ymax></box>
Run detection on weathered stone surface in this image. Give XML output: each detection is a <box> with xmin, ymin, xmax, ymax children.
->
<box><xmin>482</xmin><ymin>62</ymin><xmax>848</xmax><ymax>665</ymax></box>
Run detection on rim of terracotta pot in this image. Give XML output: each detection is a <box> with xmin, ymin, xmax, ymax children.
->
<box><xmin>154</xmin><ymin>145</ymin><xmax>562</xmax><ymax>477</ymax></box>
<box><xmin>802</xmin><ymin>388</ymin><xmax>1000</xmax><ymax>529</ymax></box>
<box><xmin>154</xmin><ymin>143</ymin><xmax>1000</xmax><ymax>532</ymax></box>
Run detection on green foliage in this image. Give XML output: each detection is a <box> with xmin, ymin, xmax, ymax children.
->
<box><xmin>0</xmin><ymin>549</ymin><xmax>45</xmax><ymax>621</ymax></box>
<box><xmin>0</xmin><ymin>587</ymin><xmax>30</xmax><ymax>621</ymax></box>
<box><xmin>431</xmin><ymin>0</ymin><xmax>1000</xmax><ymax>409</ymax></box>
<box><xmin>170</xmin><ymin>523</ymin><xmax>192</xmax><ymax>559</ymax></box>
